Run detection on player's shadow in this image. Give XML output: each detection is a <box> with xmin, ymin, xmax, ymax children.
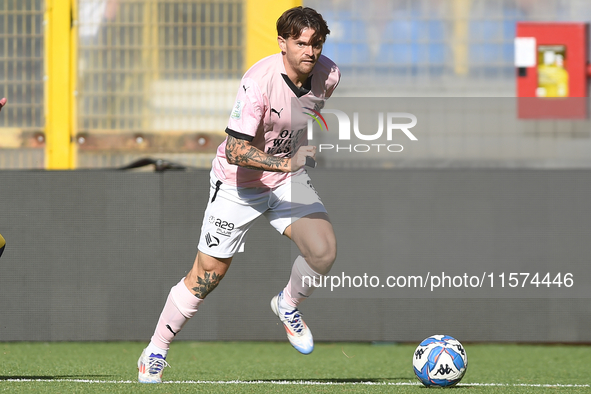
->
<box><xmin>0</xmin><ymin>374</ymin><xmax>115</xmax><ymax>380</ymax></box>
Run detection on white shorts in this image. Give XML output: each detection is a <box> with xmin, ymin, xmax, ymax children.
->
<box><xmin>197</xmin><ymin>170</ymin><xmax>327</xmax><ymax>258</ymax></box>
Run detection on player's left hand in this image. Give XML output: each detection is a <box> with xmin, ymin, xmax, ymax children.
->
<box><xmin>291</xmin><ymin>145</ymin><xmax>316</xmax><ymax>172</ymax></box>
<box><xmin>0</xmin><ymin>98</ymin><xmax>6</xmax><ymax>112</ymax></box>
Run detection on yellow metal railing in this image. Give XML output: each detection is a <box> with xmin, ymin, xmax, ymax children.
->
<box><xmin>44</xmin><ymin>0</ymin><xmax>77</xmax><ymax>169</ymax></box>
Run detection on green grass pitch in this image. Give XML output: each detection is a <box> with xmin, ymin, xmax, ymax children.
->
<box><xmin>1</xmin><ymin>341</ymin><xmax>589</xmax><ymax>393</ymax></box>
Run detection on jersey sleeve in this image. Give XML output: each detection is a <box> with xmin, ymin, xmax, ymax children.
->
<box><xmin>226</xmin><ymin>77</ymin><xmax>265</xmax><ymax>142</ymax></box>
<box><xmin>325</xmin><ymin>65</ymin><xmax>341</xmax><ymax>98</ymax></box>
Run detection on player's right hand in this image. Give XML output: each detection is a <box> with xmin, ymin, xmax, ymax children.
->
<box><xmin>291</xmin><ymin>145</ymin><xmax>316</xmax><ymax>172</ymax></box>
<box><xmin>0</xmin><ymin>98</ymin><xmax>6</xmax><ymax>112</ymax></box>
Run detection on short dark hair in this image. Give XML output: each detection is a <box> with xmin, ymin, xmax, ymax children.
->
<box><xmin>276</xmin><ymin>6</ymin><xmax>330</xmax><ymax>44</ymax></box>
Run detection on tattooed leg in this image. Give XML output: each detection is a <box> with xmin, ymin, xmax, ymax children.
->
<box><xmin>148</xmin><ymin>252</ymin><xmax>231</xmax><ymax>354</ymax></box>
<box><xmin>184</xmin><ymin>250</ymin><xmax>232</xmax><ymax>299</ymax></box>
<box><xmin>192</xmin><ymin>271</ymin><xmax>225</xmax><ymax>299</ymax></box>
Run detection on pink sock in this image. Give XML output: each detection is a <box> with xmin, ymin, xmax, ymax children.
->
<box><xmin>150</xmin><ymin>278</ymin><xmax>203</xmax><ymax>350</ymax></box>
<box><xmin>282</xmin><ymin>255</ymin><xmax>323</xmax><ymax>308</ymax></box>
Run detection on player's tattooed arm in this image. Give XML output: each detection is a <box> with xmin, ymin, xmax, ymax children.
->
<box><xmin>225</xmin><ymin>135</ymin><xmax>290</xmax><ymax>172</ymax></box>
<box><xmin>192</xmin><ymin>271</ymin><xmax>225</xmax><ymax>299</ymax></box>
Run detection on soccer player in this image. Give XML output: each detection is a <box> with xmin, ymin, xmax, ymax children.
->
<box><xmin>138</xmin><ymin>6</ymin><xmax>340</xmax><ymax>383</ymax></box>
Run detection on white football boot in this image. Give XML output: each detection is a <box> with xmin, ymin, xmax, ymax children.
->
<box><xmin>271</xmin><ymin>291</ymin><xmax>314</xmax><ymax>354</ymax></box>
<box><xmin>138</xmin><ymin>349</ymin><xmax>169</xmax><ymax>383</ymax></box>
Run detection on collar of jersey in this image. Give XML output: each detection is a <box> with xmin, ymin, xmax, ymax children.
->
<box><xmin>281</xmin><ymin>73</ymin><xmax>313</xmax><ymax>98</ymax></box>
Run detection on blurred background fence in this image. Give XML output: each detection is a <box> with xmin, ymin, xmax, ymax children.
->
<box><xmin>0</xmin><ymin>0</ymin><xmax>45</xmax><ymax>168</ymax></box>
<box><xmin>1</xmin><ymin>0</ymin><xmax>591</xmax><ymax>169</ymax></box>
<box><xmin>77</xmin><ymin>0</ymin><xmax>243</xmax><ymax>168</ymax></box>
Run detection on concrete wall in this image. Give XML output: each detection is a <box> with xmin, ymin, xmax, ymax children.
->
<box><xmin>1</xmin><ymin>169</ymin><xmax>590</xmax><ymax>342</ymax></box>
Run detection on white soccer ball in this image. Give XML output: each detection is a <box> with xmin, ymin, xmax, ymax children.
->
<box><xmin>412</xmin><ymin>334</ymin><xmax>468</xmax><ymax>387</ymax></box>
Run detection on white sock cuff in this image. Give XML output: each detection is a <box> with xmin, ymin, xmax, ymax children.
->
<box><xmin>170</xmin><ymin>278</ymin><xmax>202</xmax><ymax>318</ymax></box>
<box><xmin>146</xmin><ymin>342</ymin><xmax>168</xmax><ymax>358</ymax></box>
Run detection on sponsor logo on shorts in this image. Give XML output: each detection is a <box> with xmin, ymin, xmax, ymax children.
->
<box><xmin>216</xmin><ymin>228</ymin><xmax>232</xmax><ymax>237</ymax></box>
<box><xmin>205</xmin><ymin>232</ymin><xmax>220</xmax><ymax>247</ymax></box>
<box><xmin>209</xmin><ymin>217</ymin><xmax>235</xmax><ymax>237</ymax></box>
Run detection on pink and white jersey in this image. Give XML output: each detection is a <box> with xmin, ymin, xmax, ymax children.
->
<box><xmin>212</xmin><ymin>52</ymin><xmax>340</xmax><ymax>188</ymax></box>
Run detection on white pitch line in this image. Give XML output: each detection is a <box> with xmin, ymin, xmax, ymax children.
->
<box><xmin>1</xmin><ymin>379</ymin><xmax>590</xmax><ymax>388</ymax></box>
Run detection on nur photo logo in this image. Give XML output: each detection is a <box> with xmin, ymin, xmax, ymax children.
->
<box><xmin>303</xmin><ymin>107</ymin><xmax>329</xmax><ymax>131</ymax></box>
<box><xmin>305</xmin><ymin>108</ymin><xmax>418</xmax><ymax>153</ymax></box>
